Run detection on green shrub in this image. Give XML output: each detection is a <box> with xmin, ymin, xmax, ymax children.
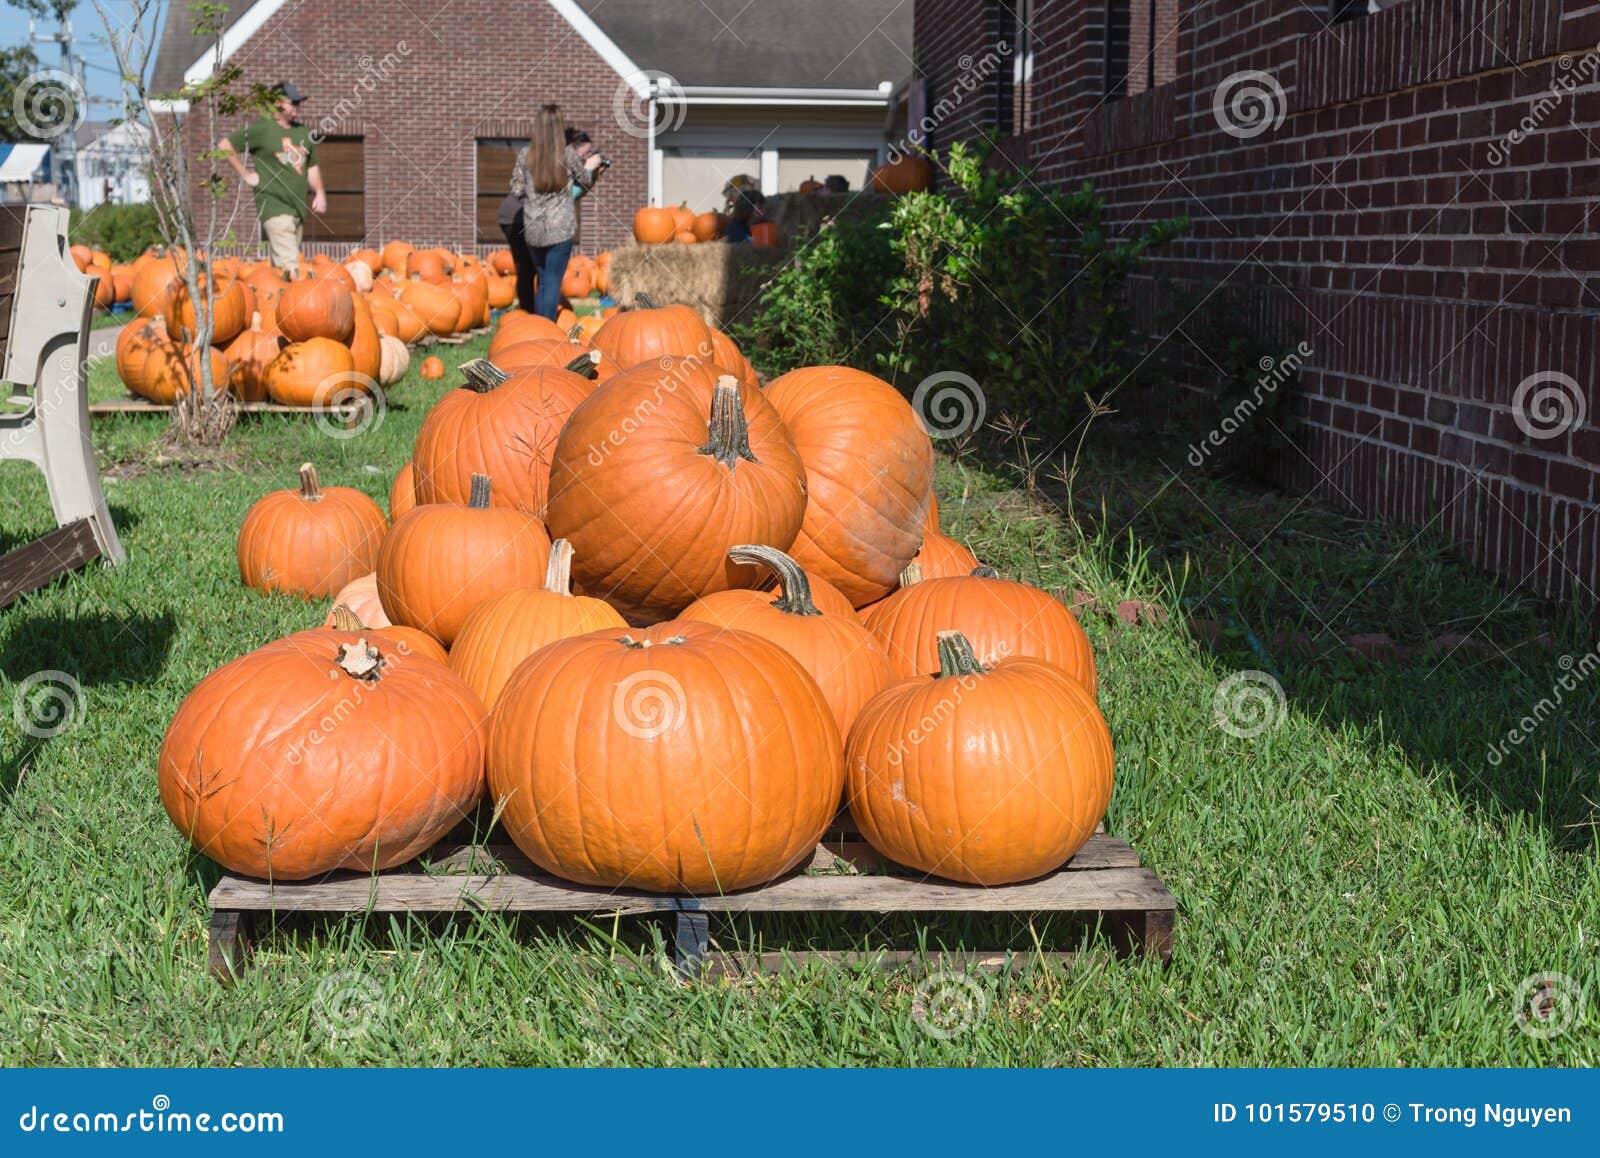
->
<box><xmin>69</xmin><ymin>203</ymin><xmax>163</xmax><ymax>262</ymax></box>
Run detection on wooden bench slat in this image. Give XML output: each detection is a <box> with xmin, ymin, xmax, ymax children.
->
<box><xmin>0</xmin><ymin>518</ymin><xmax>101</xmax><ymax>608</ymax></box>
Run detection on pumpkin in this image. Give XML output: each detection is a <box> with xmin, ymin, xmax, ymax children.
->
<box><xmin>343</xmin><ymin>260</ymin><xmax>375</xmax><ymax>293</ymax></box>
<box><xmin>159</xmin><ymin>632</ymin><xmax>486</xmax><ymax>880</ymax></box>
<box><xmin>419</xmin><ymin>355</ymin><xmax>445</xmax><ymax>381</ymax></box>
<box><xmin>485</xmin><ymin>274</ymin><xmax>516</xmax><ymax>309</ymax></box>
<box><xmin>560</xmin><ymin>262</ymin><xmax>593</xmax><ymax>299</ymax></box>
<box><xmin>326</xmin><ymin>572</ymin><xmax>390</xmax><ymax>628</ymax></box>
<box><xmin>755</xmin><ymin>565</ymin><xmax>858</xmax><ymax>620</ymax></box>
<box><xmin>131</xmin><ymin>255</ymin><xmax>184</xmax><ymax>317</ymax></box>
<box><xmin>911</xmin><ymin>531</ymin><xmax>979</xmax><ymax>579</ymax></box>
<box><xmin>491</xmin><ymin>338</ymin><xmax>604</xmax><ymax>381</ymax></box>
<box><xmin>865</xmin><ymin>570</ymin><xmax>1098</xmax><ymax>692</ymax></box>
<box><xmin>449</xmin><ymin>538</ymin><xmax>626</xmax><ymax>709</ymax></box>
<box><xmin>764</xmin><ymin>365</ymin><xmax>934</xmax><ymax>607</ymax></box>
<box><xmin>237</xmin><ymin>463</ymin><xmax>388</xmax><ymax>599</ymax></box>
<box><xmin>222</xmin><ymin>312</ymin><xmax>283</xmax><ymax>402</ymax></box>
<box><xmin>489</xmin><ymin>311</ymin><xmax>570</xmax><ymax>356</ymax></box>
<box><xmin>926</xmin><ymin>490</ymin><xmax>941</xmax><ymax>534</ymax></box>
<box><xmin>348</xmin><ymin>247</ymin><xmax>382</xmax><ymax>271</ymax></box>
<box><xmin>674</xmin><ymin>229</ymin><xmax>698</xmax><ymax>244</ymax></box>
<box><xmin>680</xmin><ymin>545</ymin><xmax>892</xmax><ymax>735</ymax></box>
<box><xmin>388</xmin><ymin>300</ymin><xmax>428</xmax><ymax>344</ymax></box>
<box><xmin>708</xmin><ymin>328</ymin><xmax>758</xmax><ymax>389</ymax></box>
<box><xmin>315</xmin><ymin>603</ymin><xmax>448</xmax><ymax>664</ymax></box>
<box><xmin>871</xmin><ymin>154</ymin><xmax>935</xmax><ymax>195</ymax></box>
<box><xmin>381</xmin><ymin>239</ymin><xmax>414</xmax><ymax>273</ymax></box>
<box><xmin>276</xmin><ymin>276</ymin><xmax>356</xmax><ymax>343</ymax></box>
<box><xmin>591</xmin><ymin>296</ymin><xmax>714</xmax><ymax>372</ymax></box>
<box><xmin>486</xmin><ymin>620</ymin><xmax>842</xmax><ymax>894</ymax></box>
<box><xmin>164</xmin><ymin>274</ymin><xmax>249</xmax><ymax>346</ymax></box>
<box><xmin>114</xmin><ymin>316</ymin><xmax>171</xmax><ymax>398</ymax></box>
<box><xmin>390</xmin><ymin>462</ymin><xmax>417</xmax><ymax>520</ymax></box>
<box><xmin>263</xmin><ymin>337</ymin><xmax>360</xmax><ymax>407</ymax></box>
<box><xmin>109</xmin><ymin>263</ymin><xmax>135</xmax><ymax>302</ymax></box>
<box><xmin>692</xmin><ymin>211</ymin><xmax>727</xmax><ymax>242</ymax></box>
<box><xmin>399</xmin><ymin>277</ymin><xmax>463</xmax><ymax>335</ymax></box>
<box><xmin>137</xmin><ymin>342</ymin><xmax>229</xmax><ymax>405</ymax></box>
<box><xmin>376</xmin><ymin>473</ymin><xmax>552</xmax><ymax>646</ymax></box>
<box><xmin>847</xmin><ymin>630</ymin><xmax>1113</xmax><ymax>885</ymax></box>
<box><xmin>489</xmin><ymin>249</ymin><xmax>515</xmax><ymax>275</ymax></box>
<box><xmin>411</xmin><ymin>358</ymin><xmax>592</xmax><ymax>516</ymax></box>
<box><xmin>632</xmin><ymin>205</ymin><xmax>677</xmax><ymax>245</ymax></box>
<box><xmin>378</xmin><ymin>333</ymin><xmax>411</xmax><ymax>386</ymax></box>
<box><xmin>346</xmin><ymin>295</ymin><xmax>384</xmax><ymax>384</ymax></box>
<box><xmin>751</xmin><ymin>222</ymin><xmax>780</xmax><ymax>247</ymax></box>
<box><xmin>448</xmin><ymin>272</ymin><xmax>490</xmax><ymax>331</ymax></box>
<box><xmin>546</xmin><ymin>363</ymin><xmax>808</xmax><ymax>623</ymax></box>
<box><xmin>92</xmin><ymin>273</ymin><xmax>115</xmax><ymax>309</ymax></box>
<box><xmin>406</xmin><ymin>249</ymin><xmax>451</xmax><ymax>282</ymax></box>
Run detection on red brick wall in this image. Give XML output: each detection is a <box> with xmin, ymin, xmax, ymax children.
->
<box><xmin>179</xmin><ymin>0</ymin><xmax>646</xmax><ymax>255</ymax></box>
<box><xmin>913</xmin><ymin>0</ymin><xmax>1600</xmax><ymax>604</ymax></box>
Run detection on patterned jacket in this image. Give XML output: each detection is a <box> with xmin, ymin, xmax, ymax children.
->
<box><xmin>510</xmin><ymin>145</ymin><xmax>596</xmax><ymax>248</ymax></box>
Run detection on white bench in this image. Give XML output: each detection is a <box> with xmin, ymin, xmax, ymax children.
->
<box><xmin>0</xmin><ymin>203</ymin><xmax>125</xmax><ymax>607</ymax></box>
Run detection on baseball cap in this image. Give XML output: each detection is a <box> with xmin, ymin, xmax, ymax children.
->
<box><xmin>275</xmin><ymin>81</ymin><xmax>306</xmax><ymax>104</ymax></box>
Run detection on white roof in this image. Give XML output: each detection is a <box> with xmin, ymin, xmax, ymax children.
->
<box><xmin>0</xmin><ymin>144</ymin><xmax>51</xmax><ymax>183</ymax></box>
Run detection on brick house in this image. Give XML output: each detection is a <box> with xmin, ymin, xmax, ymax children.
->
<box><xmin>914</xmin><ymin>0</ymin><xmax>1600</xmax><ymax>605</ymax></box>
<box><xmin>150</xmin><ymin>0</ymin><xmax>910</xmax><ymax>255</ymax></box>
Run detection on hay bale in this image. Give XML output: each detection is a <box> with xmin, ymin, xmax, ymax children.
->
<box><xmin>607</xmin><ymin>243</ymin><xmax>787</xmax><ymax>328</ymax></box>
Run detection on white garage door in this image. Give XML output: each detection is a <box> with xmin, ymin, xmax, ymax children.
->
<box><xmin>661</xmin><ymin>149</ymin><xmax>760</xmax><ymax>214</ymax></box>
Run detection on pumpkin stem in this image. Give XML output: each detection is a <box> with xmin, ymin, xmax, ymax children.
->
<box><xmin>564</xmin><ymin>350</ymin><xmax>601</xmax><ymax>379</ymax></box>
<box><xmin>469</xmin><ymin>473</ymin><xmax>493</xmax><ymax>509</ymax></box>
<box><xmin>619</xmin><ymin>634</ymin><xmax>686</xmax><ymax>649</ymax></box>
<box><xmin>728</xmin><ymin>544</ymin><xmax>821</xmax><ymax>617</ymax></box>
<box><xmin>299</xmin><ymin>462</ymin><xmax>322</xmax><ymax>502</ymax></box>
<box><xmin>935</xmin><ymin>631</ymin><xmax>988</xmax><ymax>679</ymax></box>
<box><xmin>636</xmin><ymin>293</ymin><xmax>658</xmax><ymax>310</ymax></box>
<box><xmin>567</xmin><ymin>322</ymin><xmax>586</xmax><ymax>342</ymax></box>
<box><xmin>336</xmin><ymin>639</ymin><xmax>383</xmax><ymax>680</ymax></box>
<box><xmin>545</xmin><ymin>538</ymin><xmax>576</xmax><ymax>596</ymax></box>
<box><xmin>971</xmin><ymin>565</ymin><xmax>1001</xmax><ymax>578</ymax></box>
<box><xmin>899</xmin><ymin>562</ymin><xmax>923</xmax><ymax>587</ymax></box>
<box><xmin>459</xmin><ymin>358</ymin><xmax>510</xmax><ymax>393</ymax></box>
<box><xmin>697</xmin><ymin>377</ymin><xmax>759</xmax><ymax>471</ymax></box>
<box><xmin>329</xmin><ymin>604</ymin><xmax>364</xmax><ymax>632</ymax></box>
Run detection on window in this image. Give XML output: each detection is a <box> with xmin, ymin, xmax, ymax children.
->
<box><xmin>476</xmin><ymin>138</ymin><xmax>526</xmax><ymax>243</ymax></box>
<box><xmin>1106</xmin><ymin>1</ymin><xmax>1180</xmax><ymax>99</ymax></box>
<box><xmin>1009</xmin><ymin>0</ymin><xmax>1035</xmax><ymax>135</ymax></box>
<box><xmin>304</xmin><ymin>136</ymin><xmax>364</xmax><ymax>242</ymax></box>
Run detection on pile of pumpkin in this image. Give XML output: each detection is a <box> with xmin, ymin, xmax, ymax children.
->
<box><xmin>631</xmin><ymin>203</ymin><xmax>779</xmax><ymax>248</ymax></box>
<box><xmin>110</xmin><ymin>242</ymin><xmax>537</xmax><ymax>405</ymax></box>
<box><xmin>160</xmin><ymin>301</ymin><xmax>1112</xmax><ymax>896</ymax></box>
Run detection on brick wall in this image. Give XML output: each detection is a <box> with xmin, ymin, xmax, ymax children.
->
<box><xmin>914</xmin><ymin>0</ymin><xmax>1600</xmax><ymax>605</ymax></box>
<box><xmin>179</xmin><ymin>0</ymin><xmax>647</xmax><ymax>255</ymax></box>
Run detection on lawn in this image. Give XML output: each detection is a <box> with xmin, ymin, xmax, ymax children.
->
<box><xmin>1</xmin><ymin>339</ymin><xmax>1595</xmax><ymax>1066</ymax></box>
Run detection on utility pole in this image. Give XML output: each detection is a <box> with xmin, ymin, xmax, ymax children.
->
<box><xmin>29</xmin><ymin>12</ymin><xmax>88</xmax><ymax>208</ymax></box>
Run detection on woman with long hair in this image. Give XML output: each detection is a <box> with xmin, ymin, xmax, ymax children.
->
<box><xmin>508</xmin><ymin>104</ymin><xmax>604</xmax><ymax>320</ymax></box>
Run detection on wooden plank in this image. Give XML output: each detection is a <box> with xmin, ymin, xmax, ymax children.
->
<box><xmin>0</xmin><ymin>206</ymin><xmax>23</xmax><ymax>249</ymax></box>
<box><xmin>90</xmin><ymin>397</ymin><xmax>370</xmax><ymax>418</ymax></box>
<box><xmin>0</xmin><ymin>518</ymin><xmax>102</xmax><ymax>609</ymax></box>
<box><xmin>700</xmin><ymin>949</ymin><xmax>1078</xmax><ymax>980</ymax></box>
<box><xmin>207</xmin><ymin>910</ymin><xmax>251</xmax><ymax>985</ymax></box>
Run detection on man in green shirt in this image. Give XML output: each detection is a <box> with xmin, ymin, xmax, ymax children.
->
<box><xmin>219</xmin><ymin>82</ymin><xmax>327</xmax><ymax>277</ymax></box>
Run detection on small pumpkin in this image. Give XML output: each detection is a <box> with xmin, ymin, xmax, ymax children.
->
<box><xmin>419</xmin><ymin>355</ymin><xmax>446</xmax><ymax>381</ymax></box>
<box><xmin>449</xmin><ymin>538</ymin><xmax>627</xmax><ymax>709</ymax></box>
<box><xmin>692</xmin><ymin>211</ymin><xmax>727</xmax><ymax>242</ymax></box>
<box><xmin>560</xmin><ymin>262</ymin><xmax>594</xmax><ymax>299</ymax></box>
<box><xmin>911</xmin><ymin>531</ymin><xmax>980</xmax><ymax>579</ymax></box>
<box><xmin>680</xmin><ymin>545</ymin><xmax>893</xmax><ymax>735</ymax></box>
<box><xmin>871</xmin><ymin>154</ymin><xmax>935</xmax><ymax>195</ymax></box>
<box><xmin>377</xmin><ymin>473</ymin><xmax>552</xmax><ymax>646</ymax></box>
<box><xmin>223</xmin><ymin>312</ymin><xmax>283</xmax><ymax>402</ymax></box>
<box><xmin>751</xmin><ymin>221</ymin><xmax>780</xmax><ymax>247</ymax></box>
<box><xmin>276</xmin><ymin>276</ymin><xmax>356</xmax><ymax>343</ymax></box>
<box><xmin>237</xmin><ymin>463</ymin><xmax>388</xmax><ymax>599</ymax></box>
<box><xmin>159</xmin><ymin>632</ymin><xmax>486</xmax><ymax>880</ymax></box>
<box><xmin>846</xmin><ymin>630</ymin><xmax>1113</xmax><ymax>885</ymax></box>
<box><xmin>326</xmin><ymin>573</ymin><xmax>390</xmax><ymax>629</ymax></box>
<box><xmin>486</xmin><ymin>620</ymin><xmax>842</xmax><ymax>894</ymax></box>
<box><xmin>378</xmin><ymin>333</ymin><xmax>411</xmax><ymax>386</ymax></box>
<box><xmin>632</xmin><ymin>205</ymin><xmax>677</xmax><ymax>245</ymax></box>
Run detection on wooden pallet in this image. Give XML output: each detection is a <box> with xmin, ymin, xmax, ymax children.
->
<box><xmin>89</xmin><ymin>396</ymin><xmax>376</xmax><ymax>427</ymax></box>
<box><xmin>205</xmin><ymin>821</ymin><xmax>1175</xmax><ymax>983</ymax></box>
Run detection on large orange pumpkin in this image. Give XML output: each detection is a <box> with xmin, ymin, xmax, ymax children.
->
<box><xmin>164</xmin><ymin>274</ymin><xmax>249</xmax><ymax>346</ymax></box>
<box><xmin>708</xmin><ymin>328</ymin><xmax>758</xmax><ymax>389</ymax></box>
<box><xmin>223</xmin><ymin>312</ymin><xmax>283</xmax><ymax>402</ymax></box>
<box><xmin>591</xmin><ymin>298</ymin><xmax>714</xmax><ymax>372</ymax></box>
<box><xmin>411</xmin><ymin>358</ymin><xmax>592</xmax><ymax>517</ymax></box>
<box><xmin>347</xmin><ymin>295</ymin><xmax>384</xmax><ymax>384</ymax></box>
<box><xmin>449</xmin><ymin>538</ymin><xmax>627</xmax><ymax>709</ymax></box>
<box><xmin>560</xmin><ymin>262</ymin><xmax>593</xmax><ymax>299</ymax></box>
<box><xmin>489</xmin><ymin>311</ymin><xmax>573</xmax><ymax>357</ymax></box>
<box><xmin>679</xmin><ymin>545</ymin><xmax>893</xmax><ymax>735</ymax></box>
<box><xmin>376</xmin><ymin>473</ymin><xmax>552</xmax><ymax>646</ymax></box>
<box><xmin>159</xmin><ymin>632</ymin><xmax>486</xmax><ymax>880</ymax></box>
<box><xmin>632</xmin><ymin>206</ymin><xmax>677</xmax><ymax>244</ymax></box>
<box><xmin>864</xmin><ymin>570</ymin><xmax>1097</xmax><ymax>692</ymax></box>
<box><xmin>381</xmin><ymin>239</ymin><xmax>414</xmax><ymax>274</ymax></box>
<box><xmin>137</xmin><ymin>342</ymin><xmax>229</xmax><ymax>405</ymax></box>
<box><xmin>131</xmin><ymin>254</ymin><xmax>184</xmax><ymax>317</ymax></box>
<box><xmin>276</xmin><ymin>276</ymin><xmax>356</xmax><ymax>343</ymax></box>
<box><xmin>846</xmin><ymin>630</ymin><xmax>1113</xmax><ymax>885</ymax></box>
<box><xmin>263</xmin><ymin>337</ymin><xmax>361</xmax><ymax>407</ymax></box>
<box><xmin>399</xmin><ymin>277</ymin><xmax>463</xmax><ymax>335</ymax></box>
<box><xmin>764</xmin><ymin>365</ymin><xmax>934</xmax><ymax>607</ymax></box>
<box><xmin>692</xmin><ymin>211</ymin><xmax>727</xmax><ymax>242</ymax></box>
<box><xmin>486</xmin><ymin>620</ymin><xmax>842</xmax><ymax>894</ymax></box>
<box><xmin>114</xmin><ymin>316</ymin><xmax>172</xmax><ymax>398</ymax></box>
<box><xmin>546</xmin><ymin>362</ymin><xmax>807</xmax><ymax>623</ymax></box>
<box><xmin>237</xmin><ymin>463</ymin><xmax>388</xmax><ymax>599</ymax></box>
<box><xmin>871</xmin><ymin>154</ymin><xmax>935</xmax><ymax>195</ymax></box>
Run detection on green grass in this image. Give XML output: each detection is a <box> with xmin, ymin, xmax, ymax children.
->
<box><xmin>1</xmin><ymin>345</ymin><xmax>1596</xmax><ymax>1066</ymax></box>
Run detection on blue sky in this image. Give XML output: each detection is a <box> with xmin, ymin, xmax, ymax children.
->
<box><xmin>1</xmin><ymin>1</ymin><xmax>170</xmax><ymax>115</ymax></box>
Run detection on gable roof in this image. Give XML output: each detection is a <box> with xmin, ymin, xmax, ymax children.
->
<box><xmin>576</xmin><ymin>0</ymin><xmax>911</xmax><ymax>90</ymax></box>
<box><xmin>150</xmin><ymin>0</ymin><xmax>253</xmax><ymax>96</ymax></box>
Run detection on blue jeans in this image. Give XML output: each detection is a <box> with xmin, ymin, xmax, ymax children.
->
<box><xmin>530</xmin><ymin>238</ymin><xmax>573</xmax><ymax>320</ymax></box>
